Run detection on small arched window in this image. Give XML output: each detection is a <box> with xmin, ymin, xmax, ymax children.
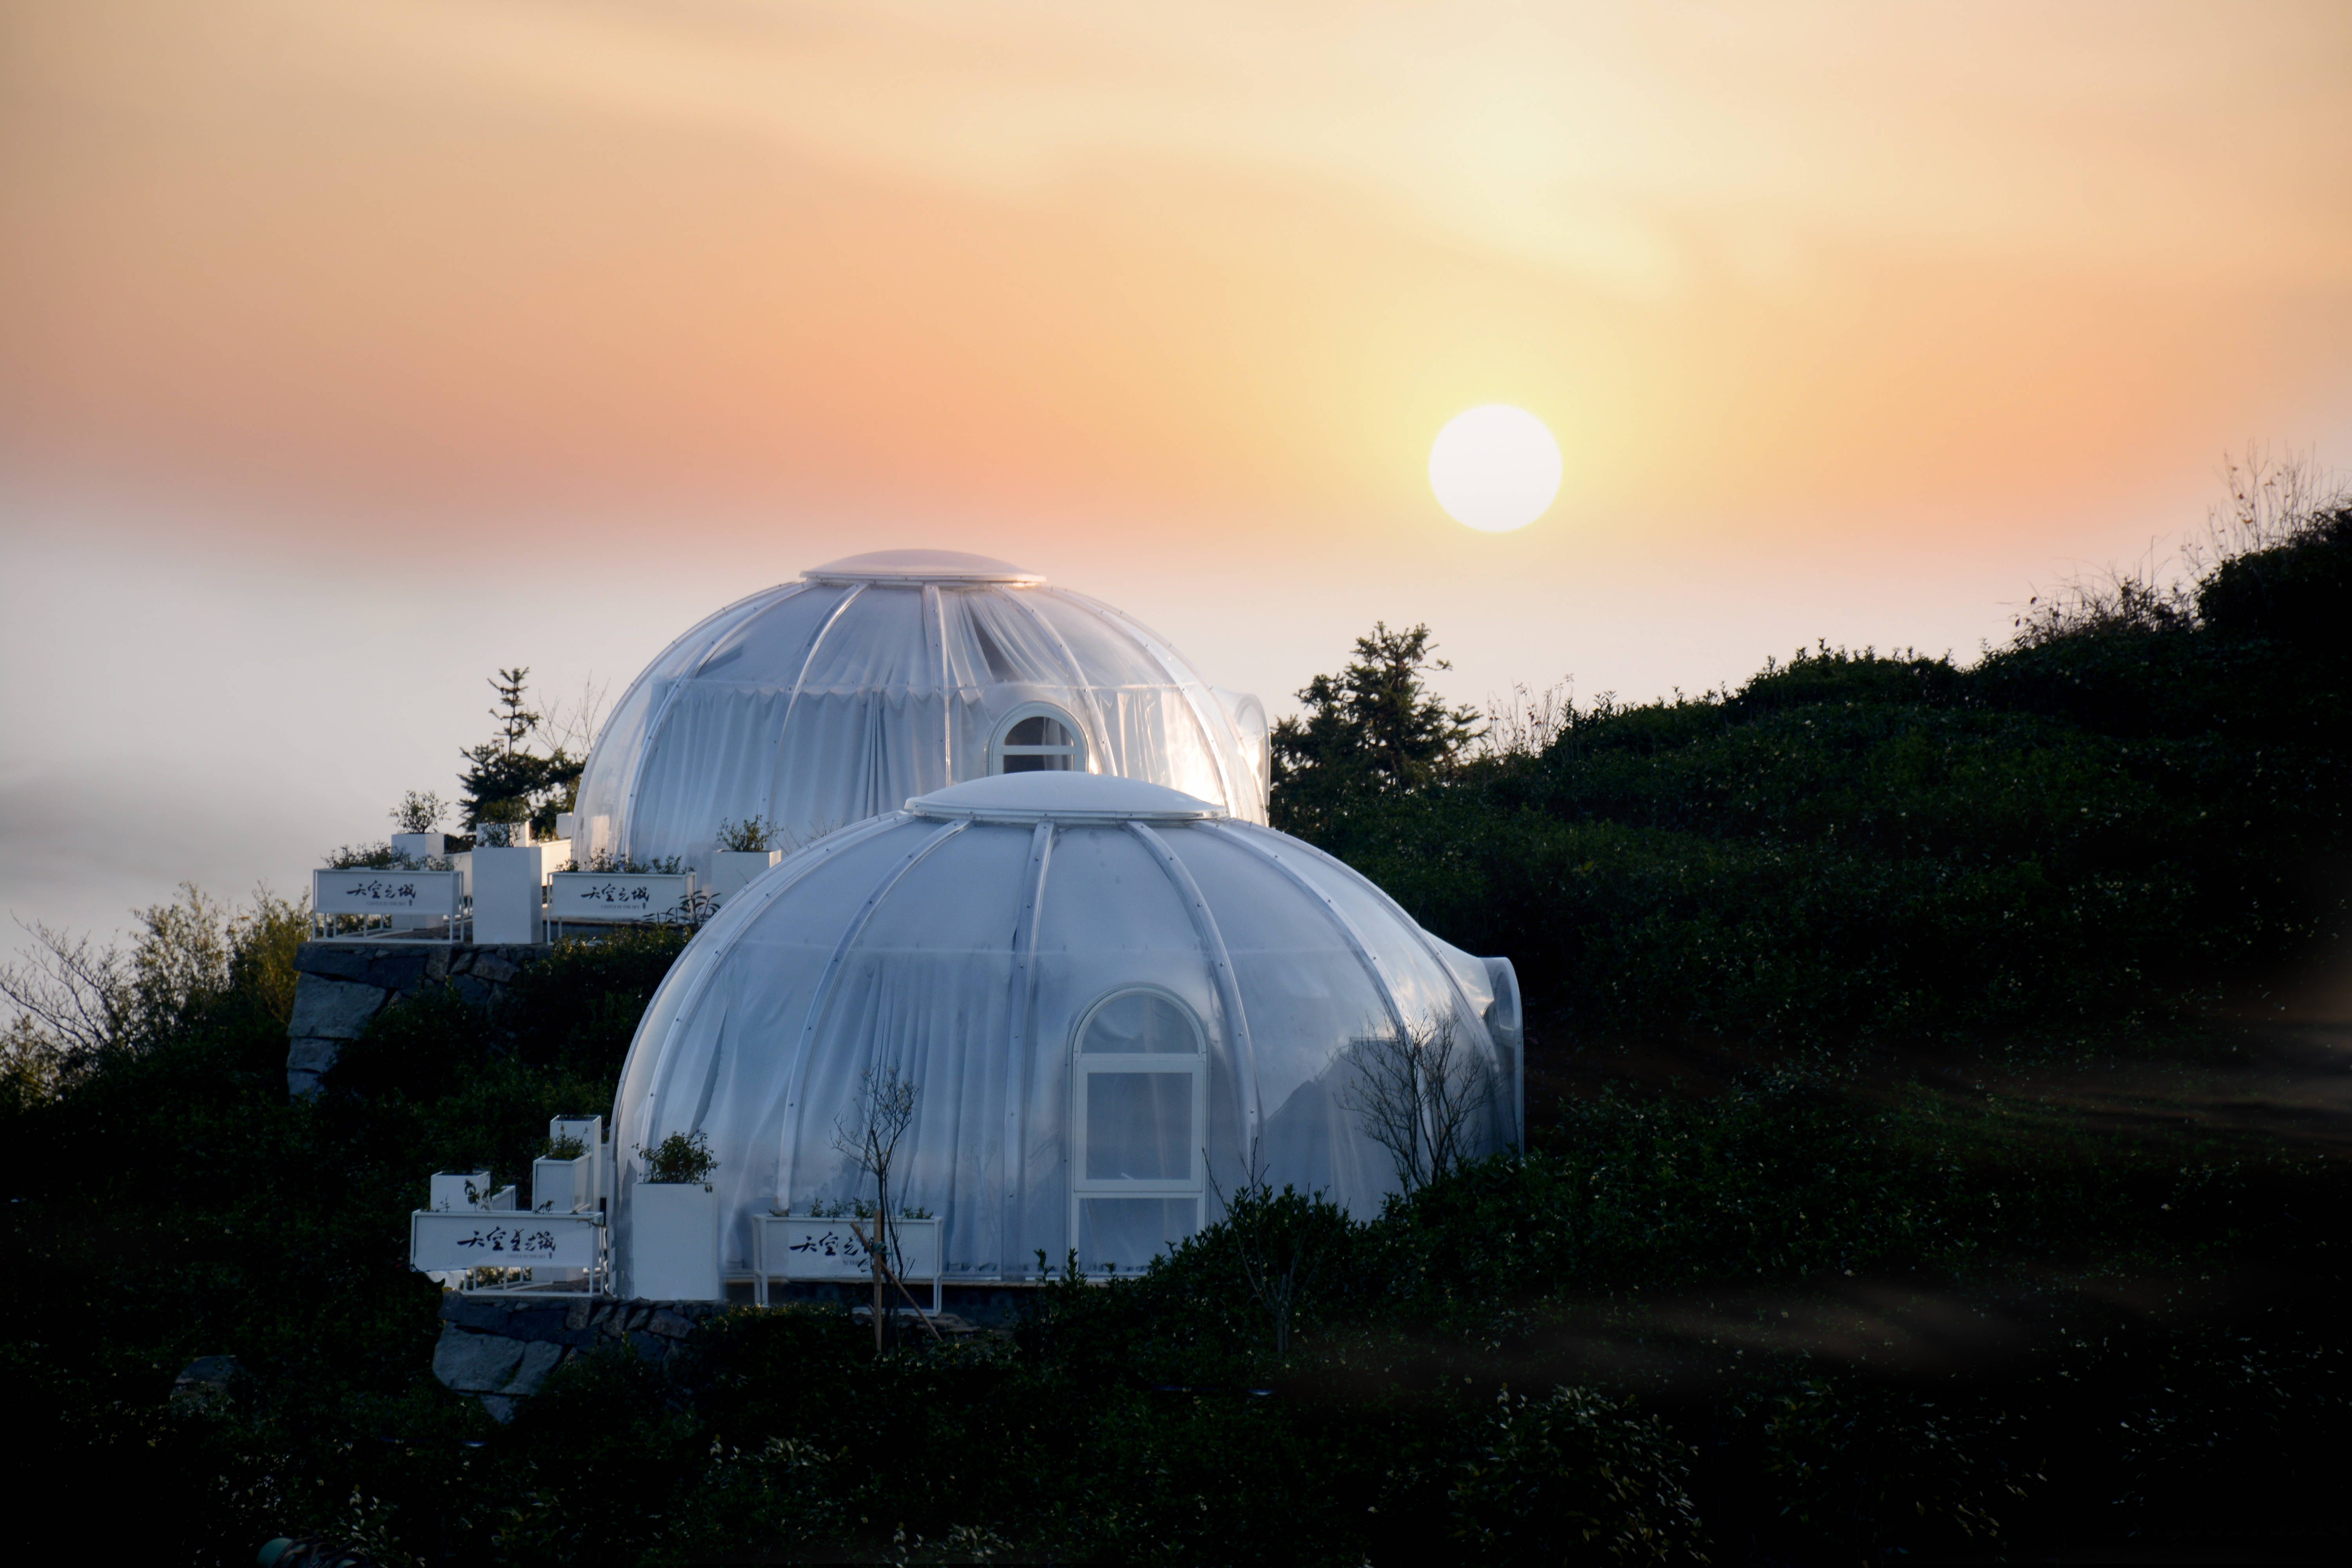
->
<box><xmin>990</xmin><ymin>704</ymin><xmax>1087</xmax><ymax>775</ymax></box>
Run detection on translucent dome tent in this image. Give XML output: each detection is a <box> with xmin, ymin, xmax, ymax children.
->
<box><xmin>610</xmin><ymin>772</ymin><xmax>1521</xmax><ymax>1291</ymax></box>
<box><xmin>570</xmin><ymin>550</ymin><xmax>1270</xmax><ymax>876</ymax></box>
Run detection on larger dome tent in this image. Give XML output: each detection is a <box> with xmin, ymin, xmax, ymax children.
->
<box><xmin>570</xmin><ymin>550</ymin><xmax>1270</xmax><ymax>876</ymax></box>
<box><xmin>610</xmin><ymin>771</ymin><xmax>1522</xmax><ymax>1292</ymax></box>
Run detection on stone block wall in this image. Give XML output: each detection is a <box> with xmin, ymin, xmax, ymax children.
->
<box><xmin>286</xmin><ymin>940</ymin><xmax>549</xmax><ymax>1096</ymax></box>
<box><xmin>432</xmin><ymin>1293</ymin><xmax>727</xmax><ymax>1421</ymax></box>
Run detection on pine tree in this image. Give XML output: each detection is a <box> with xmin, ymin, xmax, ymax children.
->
<box><xmin>456</xmin><ymin>668</ymin><xmax>584</xmax><ymax>836</ymax></box>
<box><xmin>1269</xmin><ymin>622</ymin><xmax>1481</xmax><ymax>837</ymax></box>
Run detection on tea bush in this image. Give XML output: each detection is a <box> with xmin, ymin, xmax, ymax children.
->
<box><xmin>1450</xmin><ymin>1386</ymin><xmax>1704</xmax><ymax>1565</ymax></box>
<box><xmin>1306</xmin><ymin>505</ymin><xmax>2352</xmax><ymax>1051</ymax></box>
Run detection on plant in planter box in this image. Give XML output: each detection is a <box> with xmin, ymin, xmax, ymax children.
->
<box><xmin>474</xmin><ymin>802</ymin><xmax>530</xmax><ymax>849</ymax></box>
<box><xmin>533</xmin><ymin>1130</ymin><xmax>595</xmax><ymax>1215</ymax></box>
<box><xmin>323</xmin><ymin>842</ymin><xmax>453</xmax><ymax>873</ymax></box>
<box><xmin>568</xmin><ymin>849</ymin><xmax>686</xmax><ymax>875</ymax></box>
<box><xmin>716</xmin><ymin>816</ymin><xmax>775</xmax><ymax>853</ymax></box>
<box><xmin>640</xmin><ymin>1129</ymin><xmax>716</xmax><ymax>1186</ymax></box>
<box><xmin>632</xmin><ymin>1130</ymin><xmax>721</xmax><ymax>1299</ymax></box>
<box><xmin>392</xmin><ymin>791</ymin><xmax>447</xmax><ymax>835</ymax></box>
<box><xmin>779</xmin><ymin>1197</ymin><xmax>933</xmax><ymax>1220</ymax></box>
<box><xmin>710</xmin><ymin>818</ymin><xmax>786</xmax><ymax>906</ymax></box>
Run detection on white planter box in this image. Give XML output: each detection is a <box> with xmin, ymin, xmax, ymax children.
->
<box><xmin>630</xmin><ymin>1182</ymin><xmax>722</xmax><ymax>1300</ymax></box>
<box><xmin>411</xmin><ymin>1210</ymin><xmax>603</xmax><ymax>1271</ymax></box>
<box><xmin>472</xmin><ymin>841</ymin><xmax>566</xmax><ymax>944</ymax></box>
<box><xmin>390</xmin><ymin>831</ymin><xmax>448</xmax><ymax>859</ymax></box>
<box><xmin>315</xmin><ymin>867</ymin><xmax>465</xmax><ymax>922</ymax></box>
<box><xmin>548</xmin><ymin>871</ymin><xmax>695</xmax><ymax>927</ymax></box>
<box><xmin>532</xmin><ymin>1155</ymin><xmax>595</xmax><ymax>1214</ymax></box>
<box><xmin>547</xmin><ymin>1114</ymin><xmax>606</xmax><ymax>1213</ymax></box>
<box><xmin>429</xmin><ymin>1170</ymin><xmax>495</xmax><ymax>1212</ymax></box>
<box><xmin>755</xmin><ymin>1215</ymin><xmax>941</xmax><ymax>1282</ymax></box>
<box><xmin>708</xmin><ymin>850</ymin><xmax>782</xmax><ymax>903</ymax></box>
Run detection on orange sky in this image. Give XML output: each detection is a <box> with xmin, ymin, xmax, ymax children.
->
<box><xmin>7</xmin><ymin>0</ymin><xmax>2348</xmax><ymax>533</ymax></box>
<box><xmin>2</xmin><ymin>0</ymin><xmax>2349</xmax><ymax>949</ymax></box>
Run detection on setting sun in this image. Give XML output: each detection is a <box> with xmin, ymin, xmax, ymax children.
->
<box><xmin>1428</xmin><ymin>405</ymin><xmax>1562</xmax><ymax>532</ymax></box>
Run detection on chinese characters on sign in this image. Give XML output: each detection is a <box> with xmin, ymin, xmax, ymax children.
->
<box><xmin>410</xmin><ymin>1209</ymin><xmax>601</xmax><ymax>1270</ymax></box>
<box><xmin>315</xmin><ymin>868</ymin><xmax>462</xmax><ymax>919</ymax></box>
<box><xmin>455</xmin><ymin>1225</ymin><xmax>564</xmax><ymax>1256</ymax></box>
<box><xmin>580</xmin><ymin>882</ymin><xmax>654</xmax><ymax>906</ymax></box>
<box><xmin>788</xmin><ymin>1228</ymin><xmax>871</xmax><ymax>1261</ymax></box>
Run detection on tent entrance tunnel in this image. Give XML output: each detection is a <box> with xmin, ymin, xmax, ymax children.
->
<box><xmin>609</xmin><ymin>772</ymin><xmax>1522</xmax><ymax>1298</ymax></box>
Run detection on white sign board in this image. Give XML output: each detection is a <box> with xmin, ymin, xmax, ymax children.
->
<box><xmin>548</xmin><ymin>872</ymin><xmax>694</xmax><ymax>924</ymax></box>
<box><xmin>410</xmin><ymin>1210</ymin><xmax>602</xmax><ymax>1270</ymax></box>
<box><xmin>756</xmin><ymin>1215</ymin><xmax>942</xmax><ymax>1281</ymax></box>
<box><xmin>314</xmin><ymin>868</ymin><xmax>465</xmax><ymax>918</ymax></box>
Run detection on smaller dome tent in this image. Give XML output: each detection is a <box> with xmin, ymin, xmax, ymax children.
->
<box><xmin>571</xmin><ymin>550</ymin><xmax>1270</xmax><ymax>877</ymax></box>
<box><xmin>611</xmin><ymin>772</ymin><xmax>1521</xmax><ymax>1291</ymax></box>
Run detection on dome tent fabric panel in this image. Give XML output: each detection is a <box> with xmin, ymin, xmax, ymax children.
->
<box><xmin>571</xmin><ymin>584</ymin><xmax>802</xmax><ymax>867</ymax></box>
<box><xmin>610</xmin><ymin>773</ymin><xmax>1519</xmax><ymax>1294</ymax></box>
<box><xmin>572</xmin><ymin>553</ymin><xmax>1269</xmax><ymax>878</ymax></box>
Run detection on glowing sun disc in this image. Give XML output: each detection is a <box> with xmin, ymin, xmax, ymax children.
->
<box><xmin>1428</xmin><ymin>405</ymin><xmax>1561</xmax><ymax>532</ymax></box>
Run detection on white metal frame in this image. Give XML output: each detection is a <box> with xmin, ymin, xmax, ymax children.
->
<box><xmin>1068</xmin><ymin>986</ymin><xmax>1207</xmax><ymax>1273</ymax></box>
<box><xmin>546</xmin><ymin>870</ymin><xmax>698</xmax><ymax>941</ymax></box>
<box><xmin>988</xmin><ymin>702</ymin><xmax>1089</xmax><ymax>775</ymax></box>
<box><xmin>410</xmin><ymin>1210</ymin><xmax>610</xmax><ymax>1296</ymax></box>
<box><xmin>751</xmin><ymin>1214</ymin><xmax>944</xmax><ymax>1312</ymax></box>
<box><xmin>310</xmin><ymin>866</ymin><xmax>470</xmax><ymax>940</ymax></box>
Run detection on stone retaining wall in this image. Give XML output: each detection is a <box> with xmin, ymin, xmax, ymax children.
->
<box><xmin>431</xmin><ymin>1293</ymin><xmax>728</xmax><ymax>1421</ymax></box>
<box><xmin>286</xmin><ymin>940</ymin><xmax>549</xmax><ymax>1096</ymax></box>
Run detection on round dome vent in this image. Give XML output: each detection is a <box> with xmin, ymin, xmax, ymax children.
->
<box><xmin>908</xmin><ymin>772</ymin><xmax>1225</xmax><ymax>824</ymax></box>
<box><xmin>803</xmin><ymin>550</ymin><xmax>1046</xmax><ymax>586</ymax></box>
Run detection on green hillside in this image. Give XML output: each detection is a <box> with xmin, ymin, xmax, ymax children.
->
<box><xmin>1297</xmin><ymin>504</ymin><xmax>2352</xmax><ymax>1054</ymax></box>
<box><xmin>1</xmin><ymin>499</ymin><xmax>2347</xmax><ymax>1563</ymax></box>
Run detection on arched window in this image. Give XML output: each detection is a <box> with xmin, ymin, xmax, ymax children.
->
<box><xmin>989</xmin><ymin>704</ymin><xmax>1086</xmax><ymax>775</ymax></box>
<box><xmin>1070</xmin><ymin>987</ymin><xmax>1206</xmax><ymax>1273</ymax></box>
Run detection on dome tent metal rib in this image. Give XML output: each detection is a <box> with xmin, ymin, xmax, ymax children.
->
<box><xmin>611</xmin><ymin>772</ymin><xmax>1522</xmax><ymax>1294</ymax></box>
<box><xmin>570</xmin><ymin>550</ymin><xmax>1270</xmax><ymax>878</ymax></box>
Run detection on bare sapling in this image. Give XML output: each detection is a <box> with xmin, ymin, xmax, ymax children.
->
<box><xmin>831</xmin><ymin>1065</ymin><xmax>938</xmax><ymax>1348</ymax></box>
<box><xmin>1341</xmin><ymin>1016</ymin><xmax>1495</xmax><ymax>1193</ymax></box>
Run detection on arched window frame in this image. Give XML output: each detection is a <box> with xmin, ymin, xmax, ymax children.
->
<box><xmin>1068</xmin><ymin>985</ymin><xmax>1208</xmax><ymax>1274</ymax></box>
<box><xmin>1071</xmin><ymin>984</ymin><xmax>1207</xmax><ymax>1060</ymax></box>
<box><xmin>987</xmin><ymin>701</ymin><xmax>1089</xmax><ymax>775</ymax></box>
